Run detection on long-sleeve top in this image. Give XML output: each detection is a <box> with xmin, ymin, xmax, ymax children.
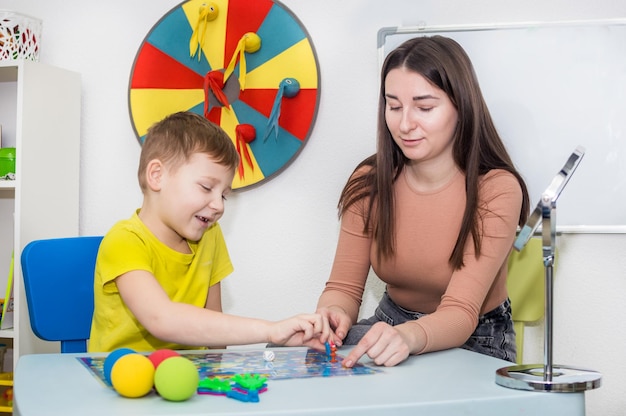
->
<box><xmin>319</xmin><ymin>168</ymin><xmax>522</xmax><ymax>354</ymax></box>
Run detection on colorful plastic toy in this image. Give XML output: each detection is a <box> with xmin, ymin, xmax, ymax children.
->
<box><xmin>197</xmin><ymin>373</ymin><xmax>268</xmax><ymax>403</ymax></box>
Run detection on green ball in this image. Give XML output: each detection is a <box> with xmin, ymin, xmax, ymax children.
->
<box><xmin>154</xmin><ymin>356</ymin><xmax>199</xmax><ymax>401</ymax></box>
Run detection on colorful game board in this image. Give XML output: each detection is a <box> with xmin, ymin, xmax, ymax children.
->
<box><xmin>78</xmin><ymin>348</ymin><xmax>381</xmax><ymax>387</ymax></box>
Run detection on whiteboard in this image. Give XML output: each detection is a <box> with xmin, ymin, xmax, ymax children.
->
<box><xmin>378</xmin><ymin>20</ymin><xmax>626</xmax><ymax>233</ymax></box>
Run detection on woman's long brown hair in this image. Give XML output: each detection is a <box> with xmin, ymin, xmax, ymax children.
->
<box><xmin>339</xmin><ymin>36</ymin><xmax>530</xmax><ymax>269</ymax></box>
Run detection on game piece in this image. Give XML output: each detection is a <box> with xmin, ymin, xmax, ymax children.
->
<box><xmin>110</xmin><ymin>353</ymin><xmax>155</xmax><ymax>398</ymax></box>
<box><xmin>148</xmin><ymin>349</ymin><xmax>180</xmax><ymax>369</ymax></box>
<box><xmin>232</xmin><ymin>374</ymin><xmax>267</xmax><ymax>391</ymax></box>
<box><xmin>154</xmin><ymin>356</ymin><xmax>199</xmax><ymax>402</ymax></box>
<box><xmin>197</xmin><ymin>374</ymin><xmax>268</xmax><ymax>403</ymax></box>
<box><xmin>227</xmin><ymin>374</ymin><xmax>268</xmax><ymax>403</ymax></box>
<box><xmin>226</xmin><ymin>388</ymin><xmax>260</xmax><ymax>403</ymax></box>
<box><xmin>263</xmin><ymin>350</ymin><xmax>275</xmax><ymax>361</ymax></box>
<box><xmin>325</xmin><ymin>341</ymin><xmax>337</xmax><ymax>363</ymax></box>
<box><xmin>330</xmin><ymin>343</ymin><xmax>337</xmax><ymax>363</ymax></box>
<box><xmin>197</xmin><ymin>377</ymin><xmax>232</xmax><ymax>395</ymax></box>
<box><xmin>103</xmin><ymin>347</ymin><xmax>136</xmax><ymax>385</ymax></box>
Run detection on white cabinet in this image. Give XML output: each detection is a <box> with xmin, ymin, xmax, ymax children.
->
<box><xmin>0</xmin><ymin>60</ymin><xmax>80</xmax><ymax>372</ymax></box>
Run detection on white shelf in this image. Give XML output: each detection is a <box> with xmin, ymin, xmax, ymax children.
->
<box><xmin>0</xmin><ymin>60</ymin><xmax>81</xmax><ymax>372</ymax></box>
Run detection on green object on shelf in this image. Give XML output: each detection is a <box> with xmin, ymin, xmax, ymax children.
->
<box><xmin>0</xmin><ymin>148</ymin><xmax>15</xmax><ymax>177</ymax></box>
<box><xmin>1</xmin><ymin>252</ymin><xmax>13</xmax><ymax>330</ymax></box>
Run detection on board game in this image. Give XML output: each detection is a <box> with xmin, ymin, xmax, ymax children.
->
<box><xmin>78</xmin><ymin>348</ymin><xmax>381</xmax><ymax>387</ymax></box>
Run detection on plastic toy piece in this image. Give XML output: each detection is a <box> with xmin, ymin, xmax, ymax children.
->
<box><xmin>223</xmin><ymin>32</ymin><xmax>261</xmax><ymax>90</ymax></box>
<box><xmin>204</xmin><ymin>70</ymin><xmax>230</xmax><ymax>116</ymax></box>
<box><xmin>232</xmin><ymin>373</ymin><xmax>267</xmax><ymax>391</ymax></box>
<box><xmin>235</xmin><ymin>124</ymin><xmax>256</xmax><ymax>179</ymax></box>
<box><xmin>197</xmin><ymin>374</ymin><xmax>268</xmax><ymax>403</ymax></box>
<box><xmin>197</xmin><ymin>377</ymin><xmax>232</xmax><ymax>395</ymax></box>
<box><xmin>325</xmin><ymin>341</ymin><xmax>337</xmax><ymax>363</ymax></box>
<box><xmin>2</xmin><ymin>387</ymin><xmax>12</xmax><ymax>407</ymax></box>
<box><xmin>229</xmin><ymin>382</ymin><xmax>267</xmax><ymax>403</ymax></box>
<box><xmin>262</xmin><ymin>78</ymin><xmax>301</xmax><ymax>142</ymax></box>
<box><xmin>189</xmin><ymin>2</ymin><xmax>219</xmax><ymax>60</ymax></box>
<box><xmin>226</xmin><ymin>388</ymin><xmax>260</xmax><ymax>403</ymax></box>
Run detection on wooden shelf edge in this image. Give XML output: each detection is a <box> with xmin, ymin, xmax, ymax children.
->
<box><xmin>0</xmin><ymin>330</ymin><xmax>14</xmax><ymax>339</ymax></box>
<box><xmin>0</xmin><ymin>181</ymin><xmax>15</xmax><ymax>190</ymax></box>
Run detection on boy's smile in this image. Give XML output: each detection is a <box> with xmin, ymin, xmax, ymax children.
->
<box><xmin>141</xmin><ymin>152</ymin><xmax>235</xmax><ymax>251</ymax></box>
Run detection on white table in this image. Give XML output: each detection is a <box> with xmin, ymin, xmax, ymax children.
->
<box><xmin>14</xmin><ymin>347</ymin><xmax>585</xmax><ymax>415</ymax></box>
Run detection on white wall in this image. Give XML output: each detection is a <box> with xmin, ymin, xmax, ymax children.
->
<box><xmin>1</xmin><ymin>0</ymin><xmax>625</xmax><ymax>414</ymax></box>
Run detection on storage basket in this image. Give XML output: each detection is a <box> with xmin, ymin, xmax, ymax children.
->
<box><xmin>0</xmin><ymin>11</ymin><xmax>41</xmax><ymax>61</ymax></box>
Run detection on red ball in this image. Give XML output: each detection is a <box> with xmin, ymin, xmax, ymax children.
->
<box><xmin>148</xmin><ymin>349</ymin><xmax>181</xmax><ymax>369</ymax></box>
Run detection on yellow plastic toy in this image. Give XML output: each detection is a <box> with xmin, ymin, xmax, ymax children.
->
<box><xmin>507</xmin><ymin>237</ymin><xmax>555</xmax><ymax>364</ymax></box>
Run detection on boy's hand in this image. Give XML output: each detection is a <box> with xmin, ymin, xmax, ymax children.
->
<box><xmin>269</xmin><ymin>313</ymin><xmax>330</xmax><ymax>347</ymax></box>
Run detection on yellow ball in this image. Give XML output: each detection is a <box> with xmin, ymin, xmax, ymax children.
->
<box><xmin>154</xmin><ymin>356</ymin><xmax>199</xmax><ymax>401</ymax></box>
<box><xmin>111</xmin><ymin>353</ymin><xmax>155</xmax><ymax>398</ymax></box>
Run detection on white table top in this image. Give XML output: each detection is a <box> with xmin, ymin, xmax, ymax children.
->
<box><xmin>14</xmin><ymin>347</ymin><xmax>585</xmax><ymax>416</ymax></box>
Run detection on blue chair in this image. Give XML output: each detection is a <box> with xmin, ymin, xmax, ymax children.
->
<box><xmin>21</xmin><ymin>236</ymin><xmax>103</xmax><ymax>353</ymax></box>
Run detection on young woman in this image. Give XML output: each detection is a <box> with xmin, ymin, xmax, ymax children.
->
<box><xmin>316</xmin><ymin>36</ymin><xmax>530</xmax><ymax>367</ymax></box>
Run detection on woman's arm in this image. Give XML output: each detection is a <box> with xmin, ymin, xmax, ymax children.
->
<box><xmin>342</xmin><ymin>170</ymin><xmax>522</xmax><ymax>366</ymax></box>
<box><xmin>316</xmin><ymin>204</ymin><xmax>372</xmax><ymax>342</ymax></box>
<box><xmin>410</xmin><ymin>170</ymin><xmax>522</xmax><ymax>354</ymax></box>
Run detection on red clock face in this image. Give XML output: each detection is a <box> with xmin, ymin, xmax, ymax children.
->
<box><xmin>128</xmin><ymin>0</ymin><xmax>320</xmax><ymax>190</ymax></box>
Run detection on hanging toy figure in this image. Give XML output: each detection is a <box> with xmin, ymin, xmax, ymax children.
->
<box><xmin>262</xmin><ymin>78</ymin><xmax>300</xmax><ymax>143</ymax></box>
<box><xmin>189</xmin><ymin>2</ymin><xmax>219</xmax><ymax>61</ymax></box>
<box><xmin>223</xmin><ymin>32</ymin><xmax>261</xmax><ymax>91</ymax></box>
<box><xmin>204</xmin><ymin>70</ymin><xmax>230</xmax><ymax>117</ymax></box>
<box><xmin>235</xmin><ymin>124</ymin><xmax>256</xmax><ymax>179</ymax></box>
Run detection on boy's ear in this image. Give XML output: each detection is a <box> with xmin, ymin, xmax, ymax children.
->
<box><xmin>145</xmin><ymin>159</ymin><xmax>164</xmax><ymax>191</ymax></box>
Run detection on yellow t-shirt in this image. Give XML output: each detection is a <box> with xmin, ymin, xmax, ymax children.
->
<box><xmin>88</xmin><ymin>210</ymin><xmax>233</xmax><ymax>352</ymax></box>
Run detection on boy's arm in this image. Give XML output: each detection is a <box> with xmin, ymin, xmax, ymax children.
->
<box><xmin>116</xmin><ymin>270</ymin><xmax>328</xmax><ymax>347</ymax></box>
<box><xmin>117</xmin><ymin>270</ymin><xmax>260</xmax><ymax>346</ymax></box>
<box><xmin>205</xmin><ymin>282</ymin><xmax>225</xmax><ymax>349</ymax></box>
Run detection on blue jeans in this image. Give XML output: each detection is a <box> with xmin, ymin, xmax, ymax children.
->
<box><xmin>344</xmin><ymin>292</ymin><xmax>517</xmax><ymax>363</ymax></box>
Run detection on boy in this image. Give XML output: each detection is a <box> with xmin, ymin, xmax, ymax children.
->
<box><xmin>89</xmin><ymin>111</ymin><xmax>328</xmax><ymax>352</ymax></box>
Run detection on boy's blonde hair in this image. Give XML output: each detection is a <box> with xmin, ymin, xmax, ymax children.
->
<box><xmin>138</xmin><ymin>112</ymin><xmax>240</xmax><ymax>192</ymax></box>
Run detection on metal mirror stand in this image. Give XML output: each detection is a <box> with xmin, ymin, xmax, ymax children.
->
<box><xmin>495</xmin><ymin>147</ymin><xmax>602</xmax><ymax>392</ymax></box>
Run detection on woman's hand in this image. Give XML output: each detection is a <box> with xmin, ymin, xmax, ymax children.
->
<box><xmin>341</xmin><ymin>321</ymin><xmax>411</xmax><ymax>367</ymax></box>
<box><xmin>316</xmin><ymin>305</ymin><xmax>352</xmax><ymax>346</ymax></box>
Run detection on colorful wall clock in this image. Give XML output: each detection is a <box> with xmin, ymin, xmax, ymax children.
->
<box><xmin>128</xmin><ymin>0</ymin><xmax>321</xmax><ymax>190</ymax></box>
